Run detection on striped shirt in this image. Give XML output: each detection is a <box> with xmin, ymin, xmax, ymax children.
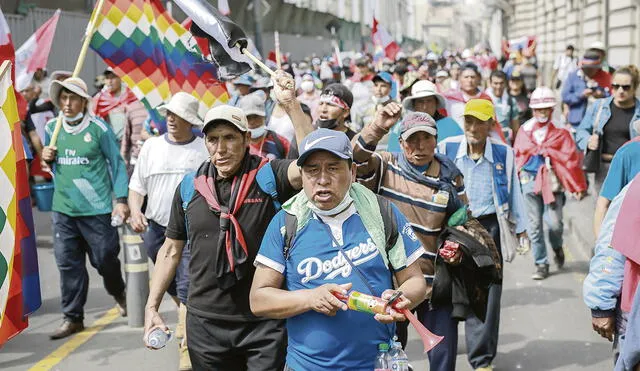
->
<box><xmin>353</xmin><ymin>127</ymin><xmax>467</xmax><ymax>283</ymax></box>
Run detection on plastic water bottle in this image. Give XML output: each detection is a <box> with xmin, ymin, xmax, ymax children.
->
<box><xmin>146</xmin><ymin>327</ymin><xmax>172</xmax><ymax>349</ymax></box>
<box><xmin>389</xmin><ymin>341</ymin><xmax>409</xmax><ymax>371</ymax></box>
<box><xmin>375</xmin><ymin>342</ymin><xmax>391</xmax><ymax>371</ymax></box>
<box><xmin>111</xmin><ymin>214</ymin><xmax>123</xmax><ymax>227</ymax></box>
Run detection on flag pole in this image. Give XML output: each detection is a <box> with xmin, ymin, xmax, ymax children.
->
<box><xmin>239</xmin><ymin>45</ymin><xmax>275</xmax><ymax>77</ymax></box>
<box><xmin>49</xmin><ymin>0</ymin><xmax>106</xmax><ymax>147</ymax></box>
<box><xmin>238</xmin><ymin>44</ymin><xmax>293</xmax><ymax>89</ymax></box>
<box><xmin>274</xmin><ymin>30</ymin><xmax>281</xmax><ymax>69</ymax></box>
<box><xmin>0</xmin><ymin>60</ymin><xmax>11</xmax><ymax>82</ymax></box>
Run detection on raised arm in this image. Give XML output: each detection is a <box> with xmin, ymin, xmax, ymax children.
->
<box><xmin>352</xmin><ymin>102</ymin><xmax>402</xmax><ymax>191</ymax></box>
<box><xmin>272</xmin><ymin>70</ymin><xmax>313</xmax><ymax>189</ymax></box>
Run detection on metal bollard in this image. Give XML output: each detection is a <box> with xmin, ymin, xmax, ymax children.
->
<box><xmin>122</xmin><ymin>224</ymin><xmax>149</xmax><ymax>327</ymax></box>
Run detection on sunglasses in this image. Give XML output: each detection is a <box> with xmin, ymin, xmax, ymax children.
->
<box><xmin>612</xmin><ymin>84</ymin><xmax>632</xmax><ymax>91</ymax></box>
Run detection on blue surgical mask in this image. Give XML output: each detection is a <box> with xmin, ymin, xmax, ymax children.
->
<box><xmin>249</xmin><ymin>125</ymin><xmax>267</xmax><ymax>139</ymax></box>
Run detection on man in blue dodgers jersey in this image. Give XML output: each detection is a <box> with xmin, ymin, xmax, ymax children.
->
<box><xmin>250</xmin><ymin>129</ymin><xmax>427</xmax><ymax>371</ymax></box>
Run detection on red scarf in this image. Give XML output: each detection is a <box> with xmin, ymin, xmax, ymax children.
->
<box><xmin>611</xmin><ymin>173</ymin><xmax>640</xmax><ymax>312</ymax></box>
<box><xmin>193</xmin><ymin>156</ymin><xmax>268</xmax><ymax>289</ymax></box>
<box><xmin>514</xmin><ymin>123</ymin><xmax>587</xmax><ymax>203</ymax></box>
<box><xmin>92</xmin><ymin>87</ymin><xmax>138</xmax><ymax>119</ymax></box>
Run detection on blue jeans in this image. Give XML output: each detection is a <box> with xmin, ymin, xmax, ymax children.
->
<box><xmin>142</xmin><ymin>220</ymin><xmax>177</xmax><ymax>297</ymax></box>
<box><xmin>52</xmin><ymin>212</ymin><xmax>125</xmax><ymax>322</ymax></box>
<box><xmin>524</xmin><ymin>191</ymin><xmax>565</xmax><ymax>265</ymax></box>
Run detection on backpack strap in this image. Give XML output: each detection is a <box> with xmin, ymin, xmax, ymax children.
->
<box><xmin>180</xmin><ymin>171</ymin><xmax>197</xmax><ymax>243</ymax></box>
<box><xmin>376</xmin><ymin>195</ymin><xmax>399</xmax><ymax>255</ymax></box>
<box><xmin>255</xmin><ymin>161</ymin><xmax>282</xmax><ymax>210</ymax></box>
<box><xmin>283</xmin><ymin>212</ymin><xmax>298</xmax><ymax>260</ymax></box>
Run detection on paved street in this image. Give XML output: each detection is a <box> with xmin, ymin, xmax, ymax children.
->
<box><xmin>1</xmin><ymin>202</ymin><xmax>612</xmax><ymax>371</ymax></box>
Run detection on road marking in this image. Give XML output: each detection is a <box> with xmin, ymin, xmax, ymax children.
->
<box><xmin>28</xmin><ymin>307</ymin><xmax>121</xmax><ymax>371</ymax></box>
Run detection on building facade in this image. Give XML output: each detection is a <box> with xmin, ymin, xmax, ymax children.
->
<box><xmin>502</xmin><ymin>0</ymin><xmax>640</xmax><ymax>84</ymax></box>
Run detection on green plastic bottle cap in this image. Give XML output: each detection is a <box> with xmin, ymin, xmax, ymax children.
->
<box><xmin>378</xmin><ymin>343</ymin><xmax>390</xmax><ymax>351</ymax></box>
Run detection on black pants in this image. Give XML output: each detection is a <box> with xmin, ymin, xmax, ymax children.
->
<box><xmin>186</xmin><ymin>311</ymin><xmax>286</xmax><ymax>371</ymax></box>
<box><xmin>464</xmin><ymin>213</ymin><xmax>503</xmax><ymax>369</ymax></box>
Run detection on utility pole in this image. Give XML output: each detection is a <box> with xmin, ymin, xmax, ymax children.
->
<box><xmin>253</xmin><ymin>0</ymin><xmax>264</xmax><ymax>57</ymax></box>
<box><xmin>360</xmin><ymin>0</ymin><xmax>366</xmax><ymax>52</ymax></box>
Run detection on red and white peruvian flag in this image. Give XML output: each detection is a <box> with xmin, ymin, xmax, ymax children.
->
<box><xmin>0</xmin><ymin>8</ymin><xmax>26</xmax><ymax>120</ymax></box>
<box><xmin>0</xmin><ymin>8</ymin><xmax>15</xmax><ymax>65</ymax></box>
<box><xmin>372</xmin><ymin>17</ymin><xmax>400</xmax><ymax>60</ymax></box>
<box><xmin>14</xmin><ymin>9</ymin><xmax>60</xmax><ymax>91</ymax></box>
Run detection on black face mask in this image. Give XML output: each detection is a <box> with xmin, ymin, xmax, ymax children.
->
<box><xmin>316</xmin><ymin>118</ymin><xmax>338</xmax><ymax>129</ymax></box>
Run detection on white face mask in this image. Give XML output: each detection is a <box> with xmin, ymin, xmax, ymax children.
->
<box><xmin>300</xmin><ymin>80</ymin><xmax>315</xmax><ymax>93</ymax></box>
<box><xmin>308</xmin><ymin>193</ymin><xmax>354</xmax><ymax>217</ymax></box>
<box><xmin>374</xmin><ymin>95</ymin><xmax>390</xmax><ymax>105</ymax></box>
<box><xmin>64</xmin><ymin>111</ymin><xmax>84</xmax><ymax>124</ymax></box>
<box><xmin>249</xmin><ymin>125</ymin><xmax>267</xmax><ymax>139</ymax></box>
<box><xmin>535</xmin><ymin>115</ymin><xmax>549</xmax><ymax>124</ymax></box>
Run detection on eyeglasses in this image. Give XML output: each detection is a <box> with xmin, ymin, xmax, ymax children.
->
<box><xmin>612</xmin><ymin>84</ymin><xmax>632</xmax><ymax>91</ymax></box>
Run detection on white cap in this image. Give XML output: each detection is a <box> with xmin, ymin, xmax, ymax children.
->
<box><xmin>203</xmin><ymin>105</ymin><xmax>248</xmax><ymax>133</ymax></box>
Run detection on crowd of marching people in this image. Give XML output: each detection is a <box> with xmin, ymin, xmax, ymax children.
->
<box><xmin>18</xmin><ymin>40</ymin><xmax>640</xmax><ymax>371</ymax></box>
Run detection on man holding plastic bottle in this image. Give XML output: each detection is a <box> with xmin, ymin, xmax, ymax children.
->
<box><xmin>41</xmin><ymin>77</ymin><xmax>129</xmax><ymax>340</ymax></box>
<box><xmin>250</xmin><ymin>129</ymin><xmax>427</xmax><ymax>370</ymax></box>
<box><xmin>143</xmin><ymin>71</ymin><xmax>313</xmax><ymax>371</ymax></box>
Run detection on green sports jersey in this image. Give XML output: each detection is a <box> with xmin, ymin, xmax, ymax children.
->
<box><xmin>45</xmin><ymin>115</ymin><xmax>128</xmax><ymax>216</ymax></box>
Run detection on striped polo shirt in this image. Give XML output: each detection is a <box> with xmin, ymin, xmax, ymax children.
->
<box><xmin>354</xmin><ymin>145</ymin><xmax>467</xmax><ymax>282</ymax></box>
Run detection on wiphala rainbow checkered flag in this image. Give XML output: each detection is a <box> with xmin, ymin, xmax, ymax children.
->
<box><xmin>89</xmin><ymin>0</ymin><xmax>229</xmax><ymax>134</ymax></box>
<box><xmin>0</xmin><ymin>60</ymin><xmax>41</xmax><ymax>346</ymax></box>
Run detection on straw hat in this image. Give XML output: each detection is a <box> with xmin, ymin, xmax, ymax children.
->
<box><xmin>157</xmin><ymin>92</ymin><xmax>204</xmax><ymax>127</ymax></box>
<box><xmin>49</xmin><ymin>77</ymin><xmax>92</xmax><ymax>108</ymax></box>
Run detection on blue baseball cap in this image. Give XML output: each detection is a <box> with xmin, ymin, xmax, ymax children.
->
<box><xmin>297</xmin><ymin>128</ymin><xmax>353</xmax><ymax>166</ymax></box>
<box><xmin>372</xmin><ymin>71</ymin><xmax>393</xmax><ymax>85</ymax></box>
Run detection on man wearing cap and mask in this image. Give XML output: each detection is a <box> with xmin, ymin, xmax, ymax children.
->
<box><xmin>239</xmin><ymin>91</ymin><xmax>290</xmax><ymax>159</ymax></box>
<box><xmin>143</xmin><ymin>71</ymin><xmax>313</xmax><ymax>370</ymax></box>
<box><xmin>92</xmin><ymin>67</ymin><xmax>138</xmax><ymax>143</ymax></box>
<box><xmin>250</xmin><ymin>76</ymin><xmax>275</xmax><ymax>123</ymax></box>
<box><xmin>41</xmin><ymin>77</ymin><xmax>129</xmax><ymax>340</ymax></box>
<box><xmin>438</xmin><ymin>99</ymin><xmax>528</xmax><ymax>371</ymax></box>
<box><xmin>127</xmin><ymin>91</ymin><xmax>209</xmax><ymax>370</ymax></box>
<box><xmin>317</xmin><ymin>83</ymin><xmax>357</xmax><ymax>139</ymax></box>
<box><xmin>352</xmin><ymin>71</ymin><xmax>395</xmax><ymax>132</ymax></box>
<box><xmin>353</xmin><ymin>103</ymin><xmax>477</xmax><ymax>371</ymax></box>
<box><xmin>250</xmin><ymin>129</ymin><xmax>427</xmax><ymax>370</ymax></box>
<box><xmin>297</xmin><ymin>74</ymin><xmax>321</xmax><ymax>123</ymax></box>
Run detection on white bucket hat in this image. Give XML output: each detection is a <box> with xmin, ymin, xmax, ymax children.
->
<box><xmin>49</xmin><ymin>77</ymin><xmax>92</xmax><ymax>108</ymax></box>
<box><xmin>157</xmin><ymin>92</ymin><xmax>204</xmax><ymax>127</ymax></box>
<box><xmin>402</xmin><ymin>80</ymin><xmax>446</xmax><ymax>111</ymax></box>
